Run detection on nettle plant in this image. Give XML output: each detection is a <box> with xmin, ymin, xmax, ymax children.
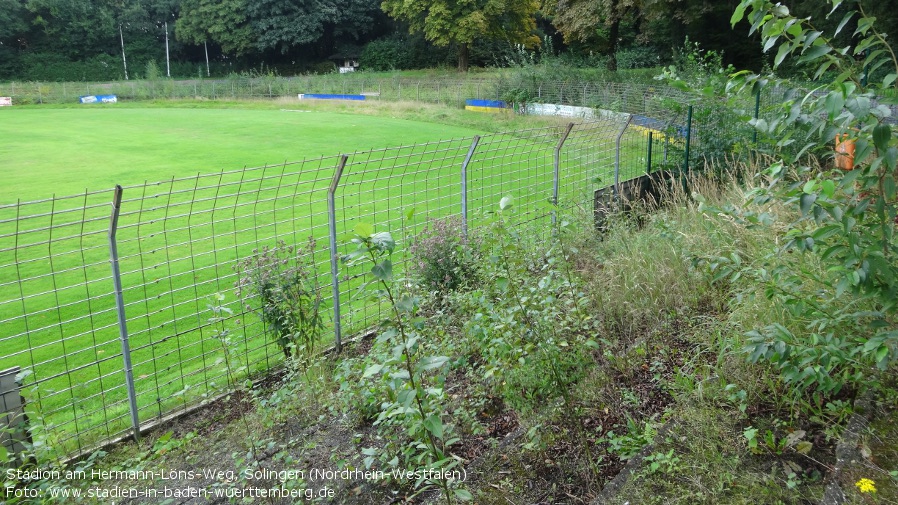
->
<box><xmin>234</xmin><ymin>239</ymin><xmax>324</xmax><ymax>364</ymax></box>
<box><xmin>709</xmin><ymin>1</ymin><xmax>897</xmax><ymax>396</ymax></box>
<box><xmin>342</xmin><ymin>222</ymin><xmax>471</xmax><ymax>503</ymax></box>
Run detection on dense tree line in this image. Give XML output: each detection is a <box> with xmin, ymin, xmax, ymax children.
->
<box><xmin>0</xmin><ymin>0</ymin><xmax>895</xmax><ymax>80</ymax></box>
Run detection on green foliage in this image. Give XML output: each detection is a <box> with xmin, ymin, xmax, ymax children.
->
<box><xmin>360</xmin><ymin>34</ymin><xmax>453</xmax><ymax>71</ymax></box>
<box><xmin>234</xmin><ymin>239</ymin><xmax>324</xmax><ymax>363</ymax></box>
<box><xmin>144</xmin><ymin>59</ymin><xmax>161</xmax><ymax>81</ymax></box>
<box><xmin>175</xmin><ymin>0</ymin><xmax>255</xmax><ymax>56</ymax></box>
<box><xmin>615</xmin><ymin>45</ymin><xmax>666</xmax><ymax>70</ymax></box>
<box><xmin>408</xmin><ymin>217</ymin><xmax>479</xmax><ymax>295</ymax></box>
<box><xmin>702</xmin><ymin>0</ymin><xmax>898</xmax><ymax>397</ymax></box>
<box><xmin>247</xmin><ymin>0</ymin><xmax>378</xmax><ymax>54</ymax></box>
<box><xmin>339</xmin><ymin>222</ymin><xmax>467</xmax><ymax>502</ymax></box>
<box><xmin>380</xmin><ymin>0</ymin><xmax>539</xmax><ymax>71</ymax></box>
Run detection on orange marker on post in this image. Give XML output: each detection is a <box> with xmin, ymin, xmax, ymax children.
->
<box><xmin>835</xmin><ymin>133</ymin><xmax>856</xmax><ymax>170</ymax></box>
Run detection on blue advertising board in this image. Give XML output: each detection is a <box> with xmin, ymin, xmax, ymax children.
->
<box><xmin>79</xmin><ymin>95</ymin><xmax>118</xmax><ymax>104</ymax></box>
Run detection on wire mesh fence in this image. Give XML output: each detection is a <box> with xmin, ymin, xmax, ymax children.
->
<box><xmin>1</xmin><ymin>107</ymin><xmax>682</xmax><ymax>458</ymax></box>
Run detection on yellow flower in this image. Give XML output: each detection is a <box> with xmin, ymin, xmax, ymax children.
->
<box><xmin>855</xmin><ymin>478</ymin><xmax>877</xmax><ymax>494</ymax></box>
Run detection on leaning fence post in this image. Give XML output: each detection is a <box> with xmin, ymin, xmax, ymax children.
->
<box><xmin>614</xmin><ymin>115</ymin><xmax>634</xmax><ymax>195</ymax></box>
<box><xmin>552</xmin><ymin>123</ymin><xmax>575</xmax><ymax>225</ymax></box>
<box><xmin>461</xmin><ymin>136</ymin><xmax>481</xmax><ymax>239</ymax></box>
<box><xmin>328</xmin><ymin>155</ymin><xmax>349</xmax><ymax>352</ymax></box>
<box><xmin>108</xmin><ymin>185</ymin><xmax>140</xmax><ymax>443</ymax></box>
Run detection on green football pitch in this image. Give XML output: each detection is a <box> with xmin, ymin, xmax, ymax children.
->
<box><xmin>0</xmin><ymin>105</ymin><xmax>485</xmax><ymax>204</ymax></box>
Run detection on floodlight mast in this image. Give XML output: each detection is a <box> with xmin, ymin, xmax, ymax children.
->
<box><xmin>165</xmin><ymin>21</ymin><xmax>171</xmax><ymax>78</ymax></box>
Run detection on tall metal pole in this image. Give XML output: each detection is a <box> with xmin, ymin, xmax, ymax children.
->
<box><xmin>460</xmin><ymin>136</ymin><xmax>481</xmax><ymax>240</ymax></box>
<box><xmin>119</xmin><ymin>25</ymin><xmax>129</xmax><ymax>80</ymax></box>
<box><xmin>327</xmin><ymin>156</ymin><xmax>349</xmax><ymax>352</ymax></box>
<box><xmin>552</xmin><ymin>123</ymin><xmax>575</xmax><ymax>225</ymax></box>
<box><xmin>108</xmin><ymin>185</ymin><xmax>140</xmax><ymax>442</ymax></box>
<box><xmin>204</xmin><ymin>41</ymin><xmax>210</xmax><ymax>77</ymax></box>
<box><xmin>164</xmin><ymin>21</ymin><xmax>171</xmax><ymax>78</ymax></box>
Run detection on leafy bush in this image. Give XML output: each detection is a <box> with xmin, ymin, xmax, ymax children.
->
<box><xmin>234</xmin><ymin>239</ymin><xmax>324</xmax><ymax>363</ymax></box>
<box><xmin>14</xmin><ymin>52</ymin><xmax>124</xmax><ymax>82</ymax></box>
<box><xmin>705</xmin><ymin>0</ymin><xmax>898</xmax><ymax>397</ymax></box>
<box><xmin>615</xmin><ymin>45</ymin><xmax>666</xmax><ymax>70</ymax></box>
<box><xmin>360</xmin><ymin>35</ymin><xmax>452</xmax><ymax>71</ymax></box>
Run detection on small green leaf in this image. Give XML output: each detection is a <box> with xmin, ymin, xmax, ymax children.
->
<box><xmin>774</xmin><ymin>42</ymin><xmax>791</xmax><ymax>67</ymax></box>
<box><xmin>404</xmin><ymin>207</ymin><xmax>416</xmax><ymax>221</ymax></box>
<box><xmin>424</xmin><ymin>414</ymin><xmax>444</xmax><ymax>439</ymax></box>
<box><xmin>822</xmin><ymin>180</ymin><xmax>835</xmax><ymax>198</ymax></box>
<box><xmin>371</xmin><ymin>231</ymin><xmax>395</xmax><ymax>253</ymax></box>
<box><xmin>731</xmin><ymin>2</ymin><xmax>748</xmax><ymax>27</ymax></box>
<box><xmin>363</xmin><ymin>364</ymin><xmax>383</xmax><ymax>378</ymax></box>
<box><xmin>886</xmin><ymin>147</ymin><xmax>898</xmax><ymax>170</ymax></box>
<box><xmin>499</xmin><ymin>196</ymin><xmax>513</xmax><ymax>211</ymax></box>
<box><xmin>884</xmin><ymin>174</ymin><xmax>896</xmax><ymax>200</ymax></box>
<box><xmin>834</xmin><ymin>11</ymin><xmax>854</xmax><ymax>36</ymax></box>
<box><xmin>875</xmin><ymin>345</ymin><xmax>889</xmax><ymax>366</ymax></box>
<box><xmin>800</xmin><ymin>193</ymin><xmax>816</xmax><ymax>215</ymax></box>
<box><xmin>354</xmin><ymin>222</ymin><xmax>374</xmax><ymax>238</ymax></box>
<box><xmin>417</xmin><ymin>356</ymin><xmax>450</xmax><ymax>372</ymax></box>
<box><xmin>372</xmin><ymin>260</ymin><xmax>393</xmax><ymax>281</ymax></box>
<box><xmin>454</xmin><ymin>489</ymin><xmax>474</xmax><ymax>500</ymax></box>
<box><xmin>802</xmin><ymin>44</ymin><xmax>832</xmax><ymax>62</ymax></box>
<box><xmin>796</xmin><ymin>441</ymin><xmax>813</xmax><ymax>455</ymax></box>
<box><xmin>884</xmin><ymin>73</ymin><xmax>898</xmax><ymax>88</ymax></box>
<box><xmin>873</xmin><ymin>124</ymin><xmax>892</xmax><ymax>151</ymax></box>
<box><xmin>803</xmin><ymin>180</ymin><xmax>817</xmax><ymax>194</ymax></box>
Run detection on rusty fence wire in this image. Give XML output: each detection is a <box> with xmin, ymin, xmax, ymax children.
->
<box><xmin>0</xmin><ymin>111</ymin><xmax>683</xmax><ymax>459</ymax></box>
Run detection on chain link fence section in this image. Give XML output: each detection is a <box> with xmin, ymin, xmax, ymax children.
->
<box><xmin>2</xmin><ymin>115</ymin><xmax>657</xmax><ymax>459</ymax></box>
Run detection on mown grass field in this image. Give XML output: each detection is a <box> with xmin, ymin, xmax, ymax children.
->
<box><xmin>0</xmin><ymin>100</ymin><xmax>667</xmax><ymax>456</ymax></box>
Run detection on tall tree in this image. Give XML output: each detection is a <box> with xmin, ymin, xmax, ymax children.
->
<box><xmin>247</xmin><ymin>0</ymin><xmax>377</xmax><ymax>55</ymax></box>
<box><xmin>25</xmin><ymin>0</ymin><xmax>117</xmax><ymax>58</ymax></box>
<box><xmin>0</xmin><ymin>0</ymin><xmax>27</xmax><ymax>44</ymax></box>
<box><xmin>547</xmin><ymin>0</ymin><xmax>747</xmax><ymax>70</ymax></box>
<box><xmin>547</xmin><ymin>0</ymin><xmax>654</xmax><ymax>70</ymax></box>
<box><xmin>176</xmin><ymin>0</ymin><xmax>254</xmax><ymax>57</ymax></box>
<box><xmin>381</xmin><ymin>0</ymin><xmax>539</xmax><ymax>72</ymax></box>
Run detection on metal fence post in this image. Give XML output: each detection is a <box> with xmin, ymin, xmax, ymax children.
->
<box><xmin>683</xmin><ymin>105</ymin><xmax>693</xmax><ymax>174</ymax></box>
<box><xmin>461</xmin><ymin>136</ymin><xmax>481</xmax><ymax>239</ymax></box>
<box><xmin>328</xmin><ymin>155</ymin><xmax>349</xmax><ymax>352</ymax></box>
<box><xmin>646</xmin><ymin>131</ymin><xmax>654</xmax><ymax>174</ymax></box>
<box><xmin>553</xmin><ymin>123</ymin><xmax>575</xmax><ymax>225</ymax></box>
<box><xmin>614</xmin><ymin>115</ymin><xmax>634</xmax><ymax>195</ymax></box>
<box><xmin>752</xmin><ymin>91</ymin><xmax>761</xmax><ymax>144</ymax></box>
<box><xmin>108</xmin><ymin>185</ymin><xmax>140</xmax><ymax>443</ymax></box>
